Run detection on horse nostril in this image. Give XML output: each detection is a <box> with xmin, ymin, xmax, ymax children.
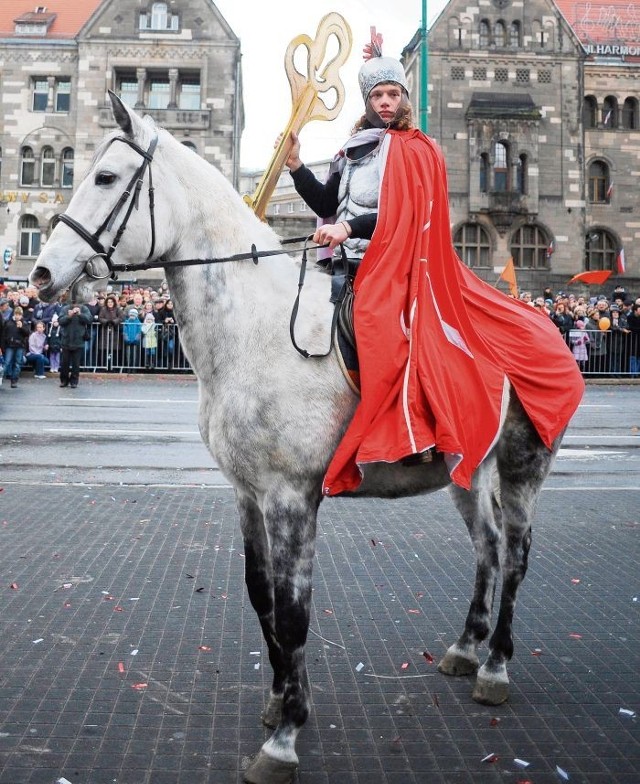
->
<box><xmin>30</xmin><ymin>266</ymin><xmax>52</xmax><ymax>289</ymax></box>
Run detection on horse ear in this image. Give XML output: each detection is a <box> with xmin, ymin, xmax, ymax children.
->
<box><xmin>108</xmin><ymin>89</ymin><xmax>135</xmax><ymax>136</ymax></box>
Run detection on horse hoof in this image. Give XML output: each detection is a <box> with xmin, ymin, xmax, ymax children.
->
<box><xmin>243</xmin><ymin>750</ymin><xmax>298</xmax><ymax>784</ymax></box>
<box><xmin>437</xmin><ymin>648</ymin><xmax>479</xmax><ymax>677</ymax></box>
<box><xmin>472</xmin><ymin>670</ymin><xmax>509</xmax><ymax>705</ymax></box>
<box><xmin>262</xmin><ymin>695</ymin><xmax>283</xmax><ymax>729</ymax></box>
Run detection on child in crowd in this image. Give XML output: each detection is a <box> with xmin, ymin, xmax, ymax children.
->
<box><xmin>25</xmin><ymin>320</ymin><xmax>50</xmax><ymax>378</ymax></box>
<box><xmin>569</xmin><ymin>320</ymin><xmax>590</xmax><ymax>372</ymax></box>
<box><xmin>141</xmin><ymin>312</ymin><xmax>158</xmax><ymax>369</ymax></box>
<box><xmin>47</xmin><ymin>314</ymin><xmax>62</xmax><ymax>372</ymax></box>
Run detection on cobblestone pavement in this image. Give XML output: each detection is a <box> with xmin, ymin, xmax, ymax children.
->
<box><xmin>0</xmin><ymin>484</ymin><xmax>638</xmax><ymax>784</ymax></box>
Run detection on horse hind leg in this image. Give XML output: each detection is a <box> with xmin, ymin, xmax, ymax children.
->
<box><xmin>439</xmin><ymin>456</ymin><xmax>501</xmax><ymax>679</ymax></box>
<box><xmin>243</xmin><ymin>487</ymin><xmax>320</xmax><ymax>784</ymax></box>
<box><xmin>473</xmin><ymin>402</ymin><xmax>559</xmax><ymax>706</ymax></box>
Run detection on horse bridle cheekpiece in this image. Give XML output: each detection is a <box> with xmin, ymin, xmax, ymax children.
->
<box><xmin>57</xmin><ymin>133</ymin><xmax>158</xmax><ymax>282</ymax></box>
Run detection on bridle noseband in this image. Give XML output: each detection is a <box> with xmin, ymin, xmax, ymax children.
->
<box><xmin>57</xmin><ymin>133</ymin><xmax>158</xmax><ymax>282</ymax></box>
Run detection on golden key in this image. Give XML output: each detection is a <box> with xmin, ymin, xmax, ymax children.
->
<box><xmin>244</xmin><ymin>12</ymin><xmax>352</xmax><ymax>220</ymax></box>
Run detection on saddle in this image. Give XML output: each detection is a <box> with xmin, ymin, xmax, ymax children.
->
<box><xmin>331</xmin><ymin>272</ymin><xmax>360</xmax><ymax>395</ymax></box>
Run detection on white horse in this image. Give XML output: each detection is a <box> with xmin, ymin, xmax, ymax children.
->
<box><xmin>31</xmin><ymin>93</ymin><xmax>563</xmax><ymax>784</ymax></box>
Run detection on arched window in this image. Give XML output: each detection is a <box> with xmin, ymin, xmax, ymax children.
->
<box><xmin>621</xmin><ymin>97</ymin><xmax>638</xmax><ymax>130</ymax></box>
<box><xmin>61</xmin><ymin>148</ymin><xmax>74</xmax><ymax>188</ymax></box>
<box><xmin>479</xmin><ymin>20</ymin><xmax>490</xmax><ymax>47</ymax></box>
<box><xmin>516</xmin><ymin>154</ymin><xmax>528</xmax><ymax>194</ymax></box>
<box><xmin>20</xmin><ymin>146</ymin><xmax>35</xmax><ymax>186</ymax></box>
<box><xmin>509</xmin><ymin>21</ymin><xmax>521</xmax><ymax>47</ymax></box>
<box><xmin>151</xmin><ymin>2</ymin><xmax>168</xmax><ymax>29</ymax></box>
<box><xmin>41</xmin><ymin>146</ymin><xmax>55</xmax><ymax>187</ymax></box>
<box><xmin>493</xmin><ymin>141</ymin><xmax>509</xmax><ymax>191</ymax></box>
<box><xmin>510</xmin><ymin>224</ymin><xmax>549</xmax><ymax>268</ymax></box>
<box><xmin>585</xmin><ymin>230</ymin><xmax>616</xmax><ymax>271</ymax></box>
<box><xmin>480</xmin><ymin>153</ymin><xmax>490</xmax><ymax>193</ymax></box>
<box><xmin>583</xmin><ymin>96</ymin><xmax>598</xmax><ymax>129</ymax></box>
<box><xmin>588</xmin><ymin>160</ymin><xmax>609</xmax><ymax>203</ymax></box>
<box><xmin>494</xmin><ymin>21</ymin><xmax>506</xmax><ymax>47</ymax></box>
<box><xmin>602</xmin><ymin>96</ymin><xmax>618</xmax><ymax>128</ymax></box>
<box><xmin>453</xmin><ymin>223</ymin><xmax>492</xmax><ymax>267</ymax></box>
<box><xmin>19</xmin><ymin>215</ymin><xmax>41</xmax><ymax>257</ymax></box>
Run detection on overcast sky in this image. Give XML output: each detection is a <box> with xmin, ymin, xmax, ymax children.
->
<box><xmin>212</xmin><ymin>0</ymin><xmax>449</xmax><ymax>169</ymax></box>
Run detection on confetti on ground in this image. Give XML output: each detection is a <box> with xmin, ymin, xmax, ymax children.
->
<box><xmin>556</xmin><ymin>765</ymin><xmax>570</xmax><ymax>780</ymax></box>
<box><xmin>532</xmin><ymin>648</ymin><xmax>543</xmax><ymax>656</ymax></box>
<box><xmin>254</xmin><ymin>663</ymin><xmax>260</xmax><ymax>670</ymax></box>
<box><xmin>568</xmin><ymin>633</ymin><xmax>582</xmax><ymax>639</ymax></box>
<box><xmin>514</xmin><ymin>758</ymin><xmax>530</xmax><ymax>768</ymax></box>
<box><xmin>400</xmin><ymin>662</ymin><xmax>409</xmax><ymax>670</ymax></box>
<box><xmin>481</xmin><ymin>752</ymin><xmax>499</xmax><ymax>763</ymax></box>
<box><xmin>431</xmin><ymin>693</ymin><xmax>440</xmax><ymax>708</ymax></box>
<box><xmin>619</xmin><ymin>708</ymin><xmax>636</xmax><ymax>717</ymax></box>
<box><xmin>131</xmin><ymin>683</ymin><xmax>148</xmax><ymax>690</ymax></box>
<box><xmin>9</xmin><ymin>583</ymin><xmax>18</xmax><ymax>590</ymax></box>
<box><xmin>571</xmin><ymin>578</ymin><xmax>581</xmax><ymax>584</ymax></box>
<box><xmin>57</xmin><ymin>778</ymin><xmax>74</xmax><ymax>784</ymax></box>
<box><xmin>408</xmin><ymin>609</ymin><xmax>421</xmax><ymax>614</ymax></box>
<box><xmin>130</xmin><ymin>649</ymin><xmax>139</xmax><ymax>656</ymax></box>
<box><xmin>490</xmin><ymin>717</ymin><xmax>501</xmax><ymax>726</ymax></box>
<box><xmin>113</xmin><ymin>606</ymin><xmax>123</xmax><ymax>612</ymax></box>
<box><xmin>355</xmin><ymin>662</ymin><xmax>365</xmax><ymax>672</ymax></box>
<box><xmin>198</xmin><ymin>645</ymin><xmax>212</xmax><ymax>652</ymax></box>
<box><xmin>371</xmin><ymin>539</ymin><xmax>377</xmax><ymax>547</ymax></box>
<box><xmin>32</xmin><ymin>638</ymin><xmax>44</xmax><ymax>645</ymax></box>
<box><xmin>423</xmin><ymin>650</ymin><xmax>434</xmax><ymax>664</ymax></box>
<box><xmin>117</xmin><ymin>662</ymin><xmax>125</xmax><ymax>674</ymax></box>
<box><xmin>323</xmin><ymin>609</ymin><xmax>333</xmax><ymax>615</ymax></box>
<box><xmin>250</xmin><ymin>651</ymin><xmax>261</xmax><ymax>655</ymax></box>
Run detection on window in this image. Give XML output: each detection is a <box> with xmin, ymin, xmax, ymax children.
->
<box><xmin>516</xmin><ymin>154</ymin><xmax>528</xmax><ymax>194</ymax></box>
<box><xmin>509</xmin><ymin>21</ymin><xmax>521</xmax><ymax>47</ymax></box>
<box><xmin>178</xmin><ymin>79</ymin><xmax>200</xmax><ymax>110</ymax></box>
<box><xmin>585</xmin><ymin>230</ymin><xmax>616</xmax><ymax>271</ymax></box>
<box><xmin>453</xmin><ymin>223</ymin><xmax>491</xmax><ymax>267</ymax></box>
<box><xmin>495</xmin><ymin>68</ymin><xmax>508</xmax><ymax>82</ymax></box>
<box><xmin>602</xmin><ymin>96</ymin><xmax>618</xmax><ymax>128</ymax></box>
<box><xmin>494</xmin><ymin>21</ymin><xmax>506</xmax><ymax>47</ymax></box>
<box><xmin>451</xmin><ymin>66</ymin><xmax>465</xmax><ymax>80</ymax></box>
<box><xmin>41</xmin><ymin>146</ymin><xmax>55</xmax><ymax>186</ymax></box>
<box><xmin>621</xmin><ymin>97</ymin><xmax>638</xmax><ymax>130</ymax></box>
<box><xmin>61</xmin><ymin>148</ymin><xmax>74</xmax><ymax>188</ymax></box>
<box><xmin>473</xmin><ymin>67</ymin><xmax>487</xmax><ymax>81</ymax></box>
<box><xmin>149</xmin><ymin>78</ymin><xmax>170</xmax><ymax>109</ymax></box>
<box><xmin>515</xmin><ymin>68</ymin><xmax>530</xmax><ymax>84</ymax></box>
<box><xmin>32</xmin><ymin>79</ymin><xmax>48</xmax><ymax>111</ymax></box>
<box><xmin>493</xmin><ymin>141</ymin><xmax>509</xmax><ymax>191</ymax></box>
<box><xmin>479</xmin><ymin>20</ymin><xmax>490</xmax><ymax>47</ymax></box>
<box><xmin>588</xmin><ymin>160</ymin><xmax>609</xmax><ymax>203</ymax></box>
<box><xmin>20</xmin><ymin>146</ymin><xmax>35</xmax><ymax>186</ymax></box>
<box><xmin>55</xmin><ymin>79</ymin><xmax>70</xmax><ymax>112</ymax></box>
<box><xmin>118</xmin><ymin>76</ymin><xmax>138</xmax><ymax>107</ymax></box>
<box><xmin>480</xmin><ymin>153</ymin><xmax>489</xmax><ymax>193</ymax></box>
<box><xmin>583</xmin><ymin>95</ymin><xmax>598</xmax><ymax>129</ymax></box>
<box><xmin>538</xmin><ymin>70</ymin><xmax>551</xmax><ymax>84</ymax></box>
<box><xmin>20</xmin><ymin>215</ymin><xmax>41</xmax><ymax>257</ymax></box>
<box><xmin>140</xmin><ymin>2</ymin><xmax>179</xmax><ymax>31</ymax></box>
<box><xmin>511</xmin><ymin>225</ymin><xmax>549</xmax><ymax>268</ymax></box>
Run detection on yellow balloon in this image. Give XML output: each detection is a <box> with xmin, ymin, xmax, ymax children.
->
<box><xmin>599</xmin><ymin>317</ymin><xmax>611</xmax><ymax>331</ymax></box>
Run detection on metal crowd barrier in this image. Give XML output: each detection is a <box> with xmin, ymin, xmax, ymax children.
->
<box><xmin>80</xmin><ymin>322</ymin><xmax>192</xmax><ymax>373</ymax></box>
<box><xmin>33</xmin><ymin>323</ymin><xmax>640</xmax><ymax>378</ymax></box>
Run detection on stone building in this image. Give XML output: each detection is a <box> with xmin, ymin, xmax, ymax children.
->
<box><xmin>0</xmin><ymin>0</ymin><xmax>242</xmax><ymax>281</ymax></box>
<box><xmin>401</xmin><ymin>0</ymin><xmax>640</xmax><ymax>294</ymax></box>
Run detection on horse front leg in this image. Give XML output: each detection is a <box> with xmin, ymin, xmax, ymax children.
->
<box><xmin>236</xmin><ymin>492</ymin><xmax>286</xmax><ymax>729</ymax></box>
<box><xmin>472</xmin><ymin>405</ymin><xmax>558</xmax><ymax>706</ymax></box>
<box><xmin>244</xmin><ymin>487</ymin><xmax>320</xmax><ymax>784</ymax></box>
<box><xmin>439</xmin><ymin>458</ymin><xmax>501</xmax><ymax>679</ymax></box>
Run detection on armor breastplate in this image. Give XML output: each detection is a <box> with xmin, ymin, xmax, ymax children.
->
<box><xmin>336</xmin><ymin>145</ymin><xmax>382</xmax><ymax>258</ymax></box>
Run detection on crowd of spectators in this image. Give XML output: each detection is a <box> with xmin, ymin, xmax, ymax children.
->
<box><xmin>519</xmin><ymin>284</ymin><xmax>640</xmax><ymax>376</ymax></box>
<box><xmin>0</xmin><ymin>281</ymin><xmax>180</xmax><ymax>388</ymax></box>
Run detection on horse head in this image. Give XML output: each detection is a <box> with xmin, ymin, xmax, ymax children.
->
<box><xmin>30</xmin><ymin>93</ymin><xmax>173</xmax><ymax>303</ymax></box>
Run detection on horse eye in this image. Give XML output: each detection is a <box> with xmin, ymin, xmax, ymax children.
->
<box><xmin>95</xmin><ymin>172</ymin><xmax>117</xmax><ymax>186</ymax></box>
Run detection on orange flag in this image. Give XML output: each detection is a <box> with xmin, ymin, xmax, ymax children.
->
<box><xmin>567</xmin><ymin>270</ymin><xmax>612</xmax><ymax>285</ymax></box>
<box><xmin>497</xmin><ymin>257</ymin><xmax>518</xmax><ymax>298</ymax></box>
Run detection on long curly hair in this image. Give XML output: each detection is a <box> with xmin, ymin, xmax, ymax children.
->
<box><xmin>352</xmin><ymin>84</ymin><xmax>415</xmax><ymax>133</ymax></box>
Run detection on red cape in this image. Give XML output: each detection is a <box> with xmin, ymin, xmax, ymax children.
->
<box><xmin>323</xmin><ymin>130</ymin><xmax>584</xmax><ymax>495</ymax></box>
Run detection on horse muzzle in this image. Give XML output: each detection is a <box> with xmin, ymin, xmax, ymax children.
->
<box><xmin>30</xmin><ymin>254</ymin><xmax>112</xmax><ymax>303</ymax></box>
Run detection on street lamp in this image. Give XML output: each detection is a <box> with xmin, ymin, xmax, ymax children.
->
<box><xmin>420</xmin><ymin>0</ymin><xmax>429</xmax><ymax>133</ymax></box>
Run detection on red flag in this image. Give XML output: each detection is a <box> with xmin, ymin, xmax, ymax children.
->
<box><xmin>568</xmin><ymin>270</ymin><xmax>612</xmax><ymax>285</ymax></box>
<box><xmin>617</xmin><ymin>249</ymin><xmax>626</xmax><ymax>274</ymax></box>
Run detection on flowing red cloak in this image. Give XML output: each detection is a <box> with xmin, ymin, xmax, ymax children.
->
<box><xmin>322</xmin><ymin>129</ymin><xmax>584</xmax><ymax>495</ymax></box>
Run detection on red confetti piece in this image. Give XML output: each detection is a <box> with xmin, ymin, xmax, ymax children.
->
<box><xmin>400</xmin><ymin>662</ymin><xmax>410</xmax><ymax>670</ymax></box>
<box><xmin>323</xmin><ymin>609</ymin><xmax>333</xmax><ymax>615</ymax></box>
<box><xmin>117</xmin><ymin>662</ymin><xmax>125</xmax><ymax>673</ymax></box>
<box><xmin>531</xmin><ymin>648</ymin><xmax>543</xmax><ymax>656</ymax></box>
<box><xmin>131</xmin><ymin>683</ymin><xmax>148</xmax><ymax>690</ymax></box>
<box><xmin>198</xmin><ymin>645</ymin><xmax>212</xmax><ymax>652</ymax></box>
<box><xmin>569</xmin><ymin>633</ymin><xmax>582</xmax><ymax>639</ymax></box>
<box><xmin>415</xmin><ymin>591</ymin><xmax>424</xmax><ymax>598</ymax></box>
<box><xmin>422</xmin><ymin>650</ymin><xmax>434</xmax><ymax>664</ymax></box>
<box><xmin>113</xmin><ymin>606</ymin><xmax>123</xmax><ymax>612</ymax></box>
<box><xmin>408</xmin><ymin>609</ymin><xmax>421</xmax><ymax>615</ymax></box>
<box><xmin>481</xmin><ymin>753</ymin><xmax>499</xmax><ymax>763</ymax></box>
<box><xmin>103</xmin><ymin>595</ymin><xmax>114</xmax><ymax>601</ymax></box>
<box><xmin>490</xmin><ymin>717</ymin><xmax>501</xmax><ymax>726</ymax></box>
<box><xmin>571</xmin><ymin>578</ymin><xmax>581</xmax><ymax>584</ymax></box>
<box><xmin>63</xmin><ymin>602</ymin><xmax>72</xmax><ymax>608</ymax></box>
<box><xmin>221</xmin><ymin>593</ymin><xmax>228</xmax><ymax>599</ymax></box>
<box><xmin>10</xmin><ymin>583</ymin><xmax>18</xmax><ymax>590</ymax></box>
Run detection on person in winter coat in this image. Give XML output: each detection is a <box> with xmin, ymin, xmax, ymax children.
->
<box><xmin>2</xmin><ymin>306</ymin><xmax>30</xmax><ymax>388</ymax></box>
<box><xmin>97</xmin><ymin>295</ymin><xmax>123</xmax><ymax>367</ymax></box>
<box><xmin>141</xmin><ymin>312</ymin><xmax>158</xmax><ymax>369</ymax></box>
<box><xmin>58</xmin><ymin>301</ymin><xmax>92</xmax><ymax>388</ymax></box>
<box><xmin>25</xmin><ymin>320</ymin><xmax>50</xmax><ymax>378</ymax></box>
<box><xmin>122</xmin><ymin>308</ymin><xmax>142</xmax><ymax>368</ymax></box>
<box><xmin>46</xmin><ymin>313</ymin><xmax>62</xmax><ymax>373</ymax></box>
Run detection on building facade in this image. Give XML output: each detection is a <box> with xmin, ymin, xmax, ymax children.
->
<box><xmin>0</xmin><ymin>0</ymin><xmax>243</xmax><ymax>281</ymax></box>
<box><xmin>402</xmin><ymin>0</ymin><xmax>640</xmax><ymax>294</ymax></box>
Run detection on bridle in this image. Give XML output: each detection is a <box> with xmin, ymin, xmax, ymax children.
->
<box><xmin>57</xmin><ymin>133</ymin><xmax>158</xmax><ymax>284</ymax></box>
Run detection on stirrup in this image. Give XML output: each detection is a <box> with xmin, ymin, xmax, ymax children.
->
<box><xmin>401</xmin><ymin>449</ymin><xmax>435</xmax><ymax>467</ymax></box>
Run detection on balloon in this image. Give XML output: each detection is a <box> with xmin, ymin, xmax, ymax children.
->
<box><xmin>599</xmin><ymin>317</ymin><xmax>611</xmax><ymax>331</ymax></box>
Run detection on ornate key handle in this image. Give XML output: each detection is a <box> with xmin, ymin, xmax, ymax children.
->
<box><xmin>244</xmin><ymin>12</ymin><xmax>352</xmax><ymax>220</ymax></box>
